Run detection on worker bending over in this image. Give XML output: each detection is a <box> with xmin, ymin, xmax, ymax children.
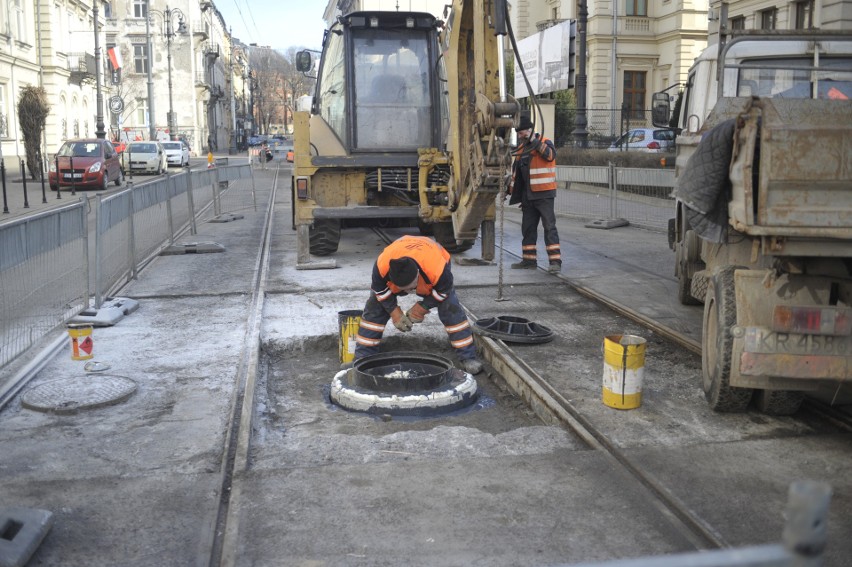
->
<box><xmin>354</xmin><ymin>235</ymin><xmax>483</xmax><ymax>375</ymax></box>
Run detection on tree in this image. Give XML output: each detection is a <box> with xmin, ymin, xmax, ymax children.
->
<box><xmin>17</xmin><ymin>86</ymin><xmax>51</xmax><ymax>179</ymax></box>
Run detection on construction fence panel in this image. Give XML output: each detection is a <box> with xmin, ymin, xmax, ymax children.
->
<box><xmin>0</xmin><ymin>202</ymin><xmax>88</xmax><ymax>367</ymax></box>
<box><xmin>215</xmin><ymin>163</ymin><xmax>256</xmax><ymax>216</ymax></box>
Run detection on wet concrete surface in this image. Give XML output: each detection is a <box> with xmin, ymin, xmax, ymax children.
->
<box><xmin>2</xmin><ymin>166</ymin><xmax>851</xmax><ymax>565</ymax></box>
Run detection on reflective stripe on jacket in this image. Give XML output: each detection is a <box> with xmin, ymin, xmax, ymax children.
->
<box><xmin>510</xmin><ymin>137</ymin><xmax>557</xmax><ymax>193</ymax></box>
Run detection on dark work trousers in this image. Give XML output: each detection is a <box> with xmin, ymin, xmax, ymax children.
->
<box><xmin>354</xmin><ymin>290</ymin><xmax>476</xmax><ymax>360</ymax></box>
<box><xmin>521</xmin><ymin>196</ymin><xmax>561</xmax><ymax>263</ymax></box>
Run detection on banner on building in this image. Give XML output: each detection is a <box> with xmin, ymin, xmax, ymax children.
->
<box><xmin>513</xmin><ymin>20</ymin><xmax>576</xmax><ymax>98</ymax></box>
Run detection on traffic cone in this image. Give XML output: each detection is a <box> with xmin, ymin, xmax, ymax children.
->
<box><xmin>207</xmin><ymin>151</ymin><xmax>215</xmax><ymax>169</ymax></box>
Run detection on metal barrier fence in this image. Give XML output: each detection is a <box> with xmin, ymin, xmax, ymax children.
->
<box><xmin>553</xmin><ymin>164</ymin><xmax>675</xmax><ymax>232</ymax></box>
<box><xmin>0</xmin><ymin>162</ymin><xmax>253</xmax><ymax>369</ymax></box>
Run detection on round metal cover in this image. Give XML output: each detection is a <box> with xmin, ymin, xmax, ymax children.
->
<box><xmin>474</xmin><ymin>315</ymin><xmax>554</xmax><ymax>344</ymax></box>
<box><xmin>21</xmin><ymin>375</ymin><xmax>137</xmax><ymax>415</ymax></box>
<box><xmin>351</xmin><ymin>352</ymin><xmax>453</xmax><ymax>393</ymax></box>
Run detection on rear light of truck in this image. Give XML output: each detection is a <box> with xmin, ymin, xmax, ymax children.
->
<box><xmin>296</xmin><ymin>177</ymin><xmax>309</xmax><ymax>200</ymax></box>
<box><xmin>772</xmin><ymin>306</ymin><xmax>852</xmax><ymax>335</ymax></box>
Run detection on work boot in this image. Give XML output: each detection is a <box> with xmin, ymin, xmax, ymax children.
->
<box><xmin>460</xmin><ymin>358</ymin><xmax>483</xmax><ymax>375</ymax></box>
<box><xmin>511</xmin><ymin>260</ymin><xmax>537</xmax><ymax>270</ymax></box>
<box><xmin>548</xmin><ymin>261</ymin><xmax>562</xmax><ymax>274</ymax></box>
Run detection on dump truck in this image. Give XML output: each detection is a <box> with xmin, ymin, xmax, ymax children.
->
<box><xmin>291</xmin><ymin>1</ymin><xmax>519</xmax><ymax>268</ymax></box>
<box><xmin>652</xmin><ymin>30</ymin><xmax>852</xmax><ymax>414</ymax></box>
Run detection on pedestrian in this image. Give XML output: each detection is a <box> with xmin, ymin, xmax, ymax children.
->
<box><xmin>507</xmin><ymin>116</ymin><xmax>561</xmax><ymax>273</ymax></box>
<box><xmin>353</xmin><ymin>235</ymin><xmax>484</xmax><ymax>375</ymax></box>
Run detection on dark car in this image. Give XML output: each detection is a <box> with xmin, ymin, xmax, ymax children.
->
<box><xmin>49</xmin><ymin>139</ymin><xmax>124</xmax><ymax>191</ymax></box>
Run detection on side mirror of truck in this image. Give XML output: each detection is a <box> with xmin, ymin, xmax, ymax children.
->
<box><xmin>296</xmin><ymin>51</ymin><xmax>313</xmax><ymax>73</ymax></box>
<box><xmin>651</xmin><ymin>92</ymin><xmax>670</xmax><ymax>128</ymax></box>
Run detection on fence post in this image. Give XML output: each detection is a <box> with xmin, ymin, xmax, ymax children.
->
<box><xmin>608</xmin><ymin>161</ymin><xmax>616</xmax><ymax>219</ymax></box>
<box><xmin>165</xmin><ymin>175</ymin><xmax>175</xmax><ymax>245</ymax></box>
<box><xmin>39</xmin><ymin>153</ymin><xmax>47</xmax><ymax>204</ymax></box>
<box><xmin>1</xmin><ymin>160</ymin><xmax>8</xmax><ymax>213</ymax></box>
<box><xmin>81</xmin><ymin>196</ymin><xmax>91</xmax><ymax>310</ymax></box>
<box><xmin>186</xmin><ymin>169</ymin><xmax>197</xmax><ymax>235</ymax></box>
<box><xmin>94</xmin><ymin>194</ymin><xmax>104</xmax><ymax>309</ymax></box>
<box><xmin>211</xmin><ymin>167</ymin><xmax>221</xmax><ymax>217</ymax></box>
<box><xmin>127</xmin><ymin>182</ymin><xmax>138</xmax><ymax>281</ymax></box>
<box><xmin>249</xmin><ymin>164</ymin><xmax>257</xmax><ymax>212</ymax></box>
<box><xmin>55</xmin><ymin>156</ymin><xmax>62</xmax><ymax>200</ymax></box>
<box><xmin>20</xmin><ymin>159</ymin><xmax>29</xmax><ymax>208</ymax></box>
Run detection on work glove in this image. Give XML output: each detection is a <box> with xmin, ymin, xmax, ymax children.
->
<box><xmin>406</xmin><ymin>302</ymin><xmax>430</xmax><ymax>324</ymax></box>
<box><xmin>527</xmin><ymin>134</ymin><xmax>542</xmax><ymax>152</ymax></box>
<box><xmin>390</xmin><ymin>307</ymin><xmax>413</xmax><ymax>333</ymax></box>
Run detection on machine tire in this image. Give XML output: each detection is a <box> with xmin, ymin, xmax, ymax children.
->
<box><xmin>429</xmin><ymin>222</ymin><xmax>474</xmax><ymax>254</ymax></box>
<box><xmin>753</xmin><ymin>389</ymin><xmax>805</xmax><ymax>416</ymax></box>
<box><xmin>309</xmin><ymin>219</ymin><xmax>341</xmax><ymax>256</ymax></box>
<box><xmin>702</xmin><ymin>266</ymin><xmax>753</xmax><ymax>412</ymax></box>
<box><xmin>677</xmin><ymin>229</ymin><xmax>703</xmax><ymax>305</ymax></box>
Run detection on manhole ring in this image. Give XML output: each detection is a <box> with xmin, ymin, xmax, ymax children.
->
<box><xmin>21</xmin><ymin>375</ymin><xmax>137</xmax><ymax>414</ymax></box>
<box><xmin>474</xmin><ymin>315</ymin><xmax>554</xmax><ymax>344</ymax></box>
<box><xmin>352</xmin><ymin>351</ymin><xmax>454</xmax><ymax>393</ymax></box>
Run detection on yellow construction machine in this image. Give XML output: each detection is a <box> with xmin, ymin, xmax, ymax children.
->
<box><xmin>292</xmin><ymin>0</ymin><xmax>519</xmax><ymax>268</ymax></box>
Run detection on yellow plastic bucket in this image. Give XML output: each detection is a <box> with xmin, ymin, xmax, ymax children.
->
<box><xmin>338</xmin><ymin>310</ymin><xmax>362</xmax><ymax>364</ymax></box>
<box><xmin>602</xmin><ymin>334</ymin><xmax>646</xmax><ymax>410</ymax></box>
<box><xmin>67</xmin><ymin>323</ymin><xmax>94</xmax><ymax>361</ymax></box>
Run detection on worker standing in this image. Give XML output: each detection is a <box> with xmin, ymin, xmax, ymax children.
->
<box><xmin>508</xmin><ymin>116</ymin><xmax>562</xmax><ymax>273</ymax></box>
<box><xmin>353</xmin><ymin>235</ymin><xmax>483</xmax><ymax>375</ymax></box>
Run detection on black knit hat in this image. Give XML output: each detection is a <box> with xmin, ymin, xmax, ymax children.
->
<box><xmin>388</xmin><ymin>257</ymin><xmax>418</xmax><ymax>286</ymax></box>
<box><xmin>517</xmin><ymin>116</ymin><xmax>534</xmax><ymax>131</ymax></box>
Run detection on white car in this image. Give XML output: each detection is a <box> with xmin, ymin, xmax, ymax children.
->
<box><xmin>125</xmin><ymin>141</ymin><xmax>168</xmax><ymax>174</ymax></box>
<box><xmin>162</xmin><ymin>141</ymin><xmax>191</xmax><ymax>167</ymax></box>
<box><xmin>608</xmin><ymin>128</ymin><xmax>676</xmax><ymax>153</ymax></box>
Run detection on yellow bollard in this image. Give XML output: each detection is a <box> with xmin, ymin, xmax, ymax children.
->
<box><xmin>207</xmin><ymin>151</ymin><xmax>215</xmax><ymax>168</ymax></box>
<box><xmin>338</xmin><ymin>310</ymin><xmax>362</xmax><ymax>364</ymax></box>
<box><xmin>602</xmin><ymin>334</ymin><xmax>646</xmax><ymax>410</ymax></box>
<box><xmin>67</xmin><ymin>323</ymin><xmax>94</xmax><ymax>361</ymax></box>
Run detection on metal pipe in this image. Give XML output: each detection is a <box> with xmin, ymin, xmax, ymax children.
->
<box><xmin>145</xmin><ymin>0</ymin><xmax>156</xmax><ymax>141</ymax></box>
<box><xmin>94</xmin><ymin>1</ymin><xmax>106</xmax><ymax>138</ymax></box>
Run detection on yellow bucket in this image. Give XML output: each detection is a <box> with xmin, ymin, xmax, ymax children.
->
<box><xmin>67</xmin><ymin>323</ymin><xmax>94</xmax><ymax>361</ymax></box>
<box><xmin>338</xmin><ymin>310</ymin><xmax>362</xmax><ymax>364</ymax></box>
<box><xmin>602</xmin><ymin>334</ymin><xmax>646</xmax><ymax>410</ymax></box>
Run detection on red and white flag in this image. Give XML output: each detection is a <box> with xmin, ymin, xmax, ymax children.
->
<box><xmin>108</xmin><ymin>47</ymin><xmax>122</xmax><ymax>70</ymax></box>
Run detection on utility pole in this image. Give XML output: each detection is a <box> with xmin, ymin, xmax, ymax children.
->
<box><xmin>571</xmin><ymin>0</ymin><xmax>588</xmax><ymax>147</ymax></box>
<box><xmin>145</xmin><ymin>0</ymin><xmax>156</xmax><ymax>141</ymax></box>
<box><xmin>93</xmin><ymin>0</ymin><xmax>106</xmax><ymax>139</ymax></box>
<box><xmin>228</xmin><ymin>29</ymin><xmax>238</xmax><ymax>154</ymax></box>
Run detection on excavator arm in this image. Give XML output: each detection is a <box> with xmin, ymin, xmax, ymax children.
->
<box><xmin>434</xmin><ymin>0</ymin><xmax>519</xmax><ymax>256</ymax></box>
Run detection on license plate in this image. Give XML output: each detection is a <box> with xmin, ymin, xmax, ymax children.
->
<box><xmin>63</xmin><ymin>173</ymin><xmax>83</xmax><ymax>179</ymax></box>
<box><xmin>745</xmin><ymin>327</ymin><xmax>852</xmax><ymax>356</ymax></box>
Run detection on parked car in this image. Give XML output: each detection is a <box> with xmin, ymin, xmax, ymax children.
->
<box><xmin>125</xmin><ymin>141</ymin><xmax>168</xmax><ymax>174</ymax></box>
<box><xmin>608</xmin><ymin>128</ymin><xmax>676</xmax><ymax>153</ymax></box>
<box><xmin>162</xmin><ymin>141</ymin><xmax>191</xmax><ymax>167</ymax></box>
<box><xmin>248</xmin><ymin>135</ymin><xmax>266</xmax><ymax>146</ymax></box>
<box><xmin>48</xmin><ymin>138</ymin><xmax>124</xmax><ymax>191</ymax></box>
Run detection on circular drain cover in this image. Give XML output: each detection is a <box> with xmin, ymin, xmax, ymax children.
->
<box><xmin>474</xmin><ymin>315</ymin><xmax>554</xmax><ymax>344</ymax></box>
<box><xmin>331</xmin><ymin>352</ymin><xmax>478</xmax><ymax>416</ymax></box>
<box><xmin>22</xmin><ymin>375</ymin><xmax>137</xmax><ymax>415</ymax></box>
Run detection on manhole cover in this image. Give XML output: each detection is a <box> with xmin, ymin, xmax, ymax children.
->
<box><xmin>21</xmin><ymin>375</ymin><xmax>137</xmax><ymax>414</ymax></box>
<box><xmin>474</xmin><ymin>315</ymin><xmax>554</xmax><ymax>344</ymax></box>
<box><xmin>330</xmin><ymin>352</ymin><xmax>478</xmax><ymax>416</ymax></box>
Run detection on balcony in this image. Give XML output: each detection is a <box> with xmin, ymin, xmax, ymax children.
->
<box><xmin>193</xmin><ymin>23</ymin><xmax>209</xmax><ymax>39</ymax></box>
<box><xmin>67</xmin><ymin>52</ymin><xmax>96</xmax><ymax>85</ymax></box>
<box><xmin>621</xmin><ymin>17</ymin><xmax>652</xmax><ymax>35</ymax></box>
<box><xmin>536</xmin><ymin>19</ymin><xmax>567</xmax><ymax>32</ymax></box>
<box><xmin>195</xmin><ymin>72</ymin><xmax>210</xmax><ymax>88</ymax></box>
<box><xmin>203</xmin><ymin>42</ymin><xmax>219</xmax><ymax>62</ymax></box>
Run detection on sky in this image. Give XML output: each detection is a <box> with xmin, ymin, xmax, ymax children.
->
<box><xmin>215</xmin><ymin>0</ymin><xmax>329</xmax><ymax>52</ymax></box>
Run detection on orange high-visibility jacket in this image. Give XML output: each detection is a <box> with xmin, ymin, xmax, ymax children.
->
<box><xmin>510</xmin><ymin>137</ymin><xmax>557</xmax><ymax>193</ymax></box>
<box><xmin>376</xmin><ymin>236</ymin><xmax>451</xmax><ymax>296</ymax></box>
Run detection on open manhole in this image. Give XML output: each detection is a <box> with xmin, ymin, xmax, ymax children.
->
<box><xmin>474</xmin><ymin>315</ymin><xmax>554</xmax><ymax>344</ymax></box>
<box><xmin>21</xmin><ymin>375</ymin><xmax>137</xmax><ymax>415</ymax></box>
<box><xmin>330</xmin><ymin>352</ymin><xmax>478</xmax><ymax>416</ymax></box>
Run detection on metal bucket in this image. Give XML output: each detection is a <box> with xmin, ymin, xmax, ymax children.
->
<box><xmin>67</xmin><ymin>323</ymin><xmax>94</xmax><ymax>361</ymax></box>
<box><xmin>602</xmin><ymin>334</ymin><xmax>646</xmax><ymax>410</ymax></box>
<box><xmin>338</xmin><ymin>310</ymin><xmax>362</xmax><ymax>364</ymax></box>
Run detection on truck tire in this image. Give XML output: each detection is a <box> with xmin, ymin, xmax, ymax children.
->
<box><xmin>703</xmin><ymin>266</ymin><xmax>754</xmax><ymax>412</ymax></box>
<box><xmin>753</xmin><ymin>389</ymin><xmax>804</xmax><ymax>416</ymax></box>
<box><xmin>677</xmin><ymin>229</ymin><xmax>703</xmax><ymax>306</ymax></box>
<box><xmin>429</xmin><ymin>222</ymin><xmax>474</xmax><ymax>254</ymax></box>
<box><xmin>309</xmin><ymin>219</ymin><xmax>341</xmax><ymax>256</ymax></box>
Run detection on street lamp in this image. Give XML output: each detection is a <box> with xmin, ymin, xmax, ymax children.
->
<box><xmin>93</xmin><ymin>0</ymin><xmax>106</xmax><ymax>139</ymax></box>
<box><xmin>145</xmin><ymin>2</ymin><xmax>187</xmax><ymax>141</ymax></box>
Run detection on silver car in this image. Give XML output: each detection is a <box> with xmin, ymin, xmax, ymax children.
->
<box><xmin>608</xmin><ymin>128</ymin><xmax>675</xmax><ymax>153</ymax></box>
<box><xmin>162</xmin><ymin>141</ymin><xmax>191</xmax><ymax>167</ymax></box>
<box><xmin>125</xmin><ymin>141</ymin><xmax>168</xmax><ymax>174</ymax></box>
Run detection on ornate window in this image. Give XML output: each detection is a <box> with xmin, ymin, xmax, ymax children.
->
<box><xmin>729</xmin><ymin>16</ymin><xmax>746</xmax><ymax>30</ymax></box>
<box><xmin>625</xmin><ymin>0</ymin><xmax>647</xmax><ymax>17</ymax></box>
<box><xmin>623</xmin><ymin>70</ymin><xmax>647</xmax><ymax>120</ymax></box>
<box><xmin>760</xmin><ymin>8</ymin><xmax>777</xmax><ymax>30</ymax></box>
<box><xmin>133</xmin><ymin>44</ymin><xmax>149</xmax><ymax>74</ymax></box>
<box><xmin>795</xmin><ymin>1</ymin><xmax>814</xmax><ymax>29</ymax></box>
<box><xmin>73</xmin><ymin>119</ymin><xmax>80</xmax><ymax>138</ymax></box>
<box><xmin>133</xmin><ymin>0</ymin><xmax>147</xmax><ymax>18</ymax></box>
